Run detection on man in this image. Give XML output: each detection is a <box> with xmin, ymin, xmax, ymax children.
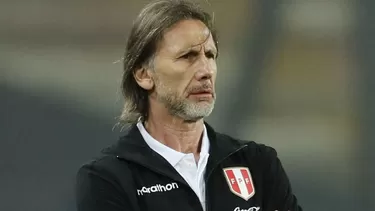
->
<box><xmin>75</xmin><ymin>0</ymin><xmax>302</xmax><ymax>211</ymax></box>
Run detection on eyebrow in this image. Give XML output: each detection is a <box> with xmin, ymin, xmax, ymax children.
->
<box><xmin>179</xmin><ymin>45</ymin><xmax>218</xmax><ymax>57</ymax></box>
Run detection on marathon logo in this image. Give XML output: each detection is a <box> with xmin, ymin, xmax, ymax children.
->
<box><xmin>137</xmin><ymin>182</ymin><xmax>179</xmax><ymax>196</ymax></box>
<box><xmin>234</xmin><ymin>207</ymin><xmax>260</xmax><ymax>211</ymax></box>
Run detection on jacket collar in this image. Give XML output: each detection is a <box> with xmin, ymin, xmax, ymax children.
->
<box><xmin>101</xmin><ymin>122</ymin><xmax>247</xmax><ymax>182</ymax></box>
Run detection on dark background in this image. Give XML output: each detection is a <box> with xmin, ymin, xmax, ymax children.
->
<box><xmin>1</xmin><ymin>0</ymin><xmax>374</xmax><ymax>210</ymax></box>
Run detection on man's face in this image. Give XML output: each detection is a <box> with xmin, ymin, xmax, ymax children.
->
<box><xmin>151</xmin><ymin>19</ymin><xmax>218</xmax><ymax>121</ymax></box>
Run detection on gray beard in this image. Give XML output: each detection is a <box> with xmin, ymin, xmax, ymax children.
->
<box><xmin>155</xmin><ymin>84</ymin><xmax>215</xmax><ymax>121</ymax></box>
<box><xmin>160</xmin><ymin>94</ymin><xmax>215</xmax><ymax>121</ymax></box>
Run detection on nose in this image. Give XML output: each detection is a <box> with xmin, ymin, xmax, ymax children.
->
<box><xmin>194</xmin><ymin>56</ymin><xmax>214</xmax><ymax>81</ymax></box>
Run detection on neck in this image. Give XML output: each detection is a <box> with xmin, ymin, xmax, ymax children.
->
<box><xmin>144</xmin><ymin>105</ymin><xmax>205</xmax><ymax>156</ymax></box>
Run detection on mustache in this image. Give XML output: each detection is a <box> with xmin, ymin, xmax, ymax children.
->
<box><xmin>188</xmin><ymin>83</ymin><xmax>214</xmax><ymax>94</ymax></box>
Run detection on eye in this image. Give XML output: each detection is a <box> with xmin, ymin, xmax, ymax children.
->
<box><xmin>205</xmin><ymin>51</ymin><xmax>216</xmax><ymax>59</ymax></box>
<box><xmin>180</xmin><ymin>51</ymin><xmax>198</xmax><ymax>60</ymax></box>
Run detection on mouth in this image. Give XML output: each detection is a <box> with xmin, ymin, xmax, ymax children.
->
<box><xmin>188</xmin><ymin>89</ymin><xmax>213</xmax><ymax>98</ymax></box>
<box><xmin>190</xmin><ymin>93</ymin><xmax>212</xmax><ymax>98</ymax></box>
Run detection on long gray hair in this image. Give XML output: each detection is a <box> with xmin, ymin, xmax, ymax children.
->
<box><xmin>118</xmin><ymin>0</ymin><xmax>219</xmax><ymax>127</ymax></box>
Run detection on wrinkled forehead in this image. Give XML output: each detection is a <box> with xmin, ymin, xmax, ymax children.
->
<box><xmin>157</xmin><ymin>19</ymin><xmax>216</xmax><ymax>54</ymax></box>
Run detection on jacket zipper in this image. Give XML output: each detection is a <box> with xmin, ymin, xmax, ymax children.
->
<box><xmin>205</xmin><ymin>145</ymin><xmax>248</xmax><ymax>211</ymax></box>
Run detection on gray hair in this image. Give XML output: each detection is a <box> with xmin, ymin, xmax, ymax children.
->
<box><xmin>118</xmin><ymin>0</ymin><xmax>219</xmax><ymax>127</ymax></box>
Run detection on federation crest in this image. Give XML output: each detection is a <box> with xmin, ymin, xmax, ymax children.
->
<box><xmin>223</xmin><ymin>167</ymin><xmax>255</xmax><ymax>201</ymax></box>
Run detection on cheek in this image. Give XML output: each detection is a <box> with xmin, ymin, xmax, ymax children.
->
<box><xmin>167</xmin><ymin>68</ymin><xmax>194</xmax><ymax>87</ymax></box>
<box><xmin>210</xmin><ymin>61</ymin><xmax>218</xmax><ymax>80</ymax></box>
<box><xmin>155</xmin><ymin>73</ymin><xmax>190</xmax><ymax>95</ymax></box>
<box><xmin>159</xmin><ymin>73</ymin><xmax>190</xmax><ymax>88</ymax></box>
<box><xmin>155</xmin><ymin>61</ymin><xmax>197</xmax><ymax>93</ymax></box>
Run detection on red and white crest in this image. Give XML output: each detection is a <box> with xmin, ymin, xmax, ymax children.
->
<box><xmin>223</xmin><ymin>167</ymin><xmax>255</xmax><ymax>201</ymax></box>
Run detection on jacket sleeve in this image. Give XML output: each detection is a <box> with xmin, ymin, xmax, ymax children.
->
<box><xmin>75</xmin><ymin>162</ymin><xmax>138</xmax><ymax>211</ymax></box>
<box><xmin>262</xmin><ymin>147</ymin><xmax>303</xmax><ymax>211</ymax></box>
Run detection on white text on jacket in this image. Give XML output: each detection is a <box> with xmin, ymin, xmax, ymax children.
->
<box><xmin>234</xmin><ymin>207</ymin><xmax>260</xmax><ymax>211</ymax></box>
<box><xmin>137</xmin><ymin>183</ymin><xmax>179</xmax><ymax>195</ymax></box>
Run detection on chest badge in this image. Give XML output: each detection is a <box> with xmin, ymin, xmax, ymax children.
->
<box><xmin>223</xmin><ymin>167</ymin><xmax>255</xmax><ymax>201</ymax></box>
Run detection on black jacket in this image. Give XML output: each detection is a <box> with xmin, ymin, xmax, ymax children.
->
<box><xmin>75</xmin><ymin>123</ymin><xmax>302</xmax><ymax>211</ymax></box>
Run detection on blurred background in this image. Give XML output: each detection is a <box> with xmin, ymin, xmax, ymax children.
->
<box><xmin>1</xmin><ymin>0</ymin><xmax>374</xmax><ymax>210</ymax></box>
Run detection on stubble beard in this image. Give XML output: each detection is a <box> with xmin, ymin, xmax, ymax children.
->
<box><xmin>155</xmin><ymin>80</ymin><xmax>215</xmax><ymax>122</ymax></box>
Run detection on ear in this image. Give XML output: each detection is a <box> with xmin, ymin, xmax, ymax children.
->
<box><xmin>134</xmin><ymin>67</ymin><xmax>154</xmax><ymax>90</ymax></box>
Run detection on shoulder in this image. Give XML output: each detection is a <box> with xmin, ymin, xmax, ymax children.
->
<box><xmin>76</xmin><ymin>153</ymin><xmax>133</xmax><ymax>186</ymax></box>
<box><xmin>215</xmin><ymin>131</ymin><xmax>278</xmax><ymax>160</ymax></box>
<box><xmin>78</xmin><ymin>155</ymin><xmax>119</xmax><ymax>172</ymax></box>
<box><xmin>206</xmin><ymin>122</ymin><xmax>277</xmax><ymax>159</ymax></box>
<box><xmin>77</xmin><ymin>155</ymin><xmax>118</xmax><ymax>178</ymax></box>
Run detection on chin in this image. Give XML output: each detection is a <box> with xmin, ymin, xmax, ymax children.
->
<box><xmin>175</xmin><ymin>108</ymin><xmax>213</xmax><ymax>122</ymax></box>
<box><xmin>186</xmin><ymin>109</ymin><xmax>214</xmax><ymax>120</ymax></box>
<box><xmin>182</xmin><ymin>117</ymin><xmax>204</xmax><ymax>123</ymax></box>
<box><xmin>170</xmin><ymin>101</ymin><xmax>214</xmax><ymax>121</ymax></box>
